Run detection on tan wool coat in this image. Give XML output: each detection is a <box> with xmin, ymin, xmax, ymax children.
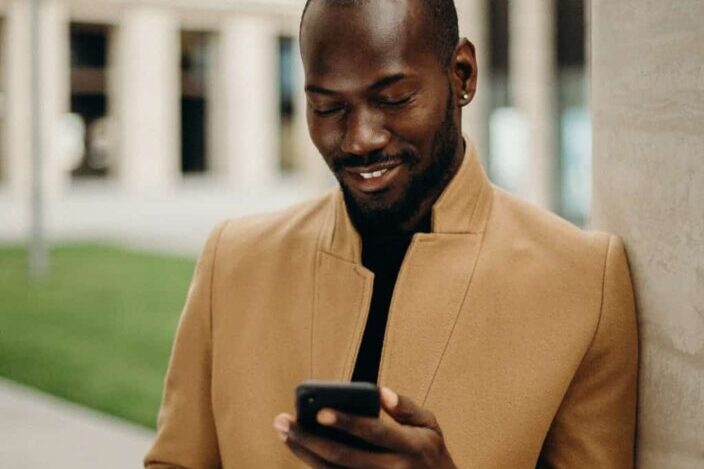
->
<box><xmin>145</xmin><ymin>143</ymin><xmax>638</xmax><ymax>468</ymax></box>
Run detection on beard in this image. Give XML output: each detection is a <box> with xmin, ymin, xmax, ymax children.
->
<box><xmin>333</xmin><ymin>87</ymin><xmax>459</xmax><ymax>236</ymax></box>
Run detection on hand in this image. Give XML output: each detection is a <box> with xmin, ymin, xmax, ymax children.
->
<box><xmin>273</xmin><ymin>387</ymin><xmax>458</xmax><ymax>469</ymax></box>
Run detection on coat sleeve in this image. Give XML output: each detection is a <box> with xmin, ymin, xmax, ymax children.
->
<box><xmin>538</xmin><ymin>235</ymin><xmax>639</xmax><ymax>468</ymax></box>
<box><xmin>144</xmin><ymin>221</ymin><xmax>229</xmax><ymax>469</ymax></box>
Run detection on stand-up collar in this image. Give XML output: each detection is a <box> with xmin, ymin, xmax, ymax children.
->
<box><xmin>431</xmin><ymin>138</ymin><xmax>493</xmax><ymax>234</ymax></box>
<box><xmin>323</xmin><ymin>137</ymin><xmax>493</xmax><ymax>263</ymax></box>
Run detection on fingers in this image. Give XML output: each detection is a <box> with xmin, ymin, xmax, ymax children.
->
<box><xmin>273</xmin><ymin>412</ymin><xmax>295</xmax><ymax>439</ymax></box>
<box><xmin>286</xmin><ymin>419</ymin><xmax>402</xmax><ymax>469</ymax></box>
<box><xmin>274</xmin><ymin>390</ymin><xmax>443</xmax><ymax>468</ymax></box>
<box><xmin>380</xmin><ymin>387</ymin><xmax>439</xmax><ymax>430</ymax></box>
<box><xmin>285</xmin><ymin>438</ymin><xmax>346</xmax><ymax>469</ymax></box>
<box><xmin>316</xmin><ymin>408</ymin><xmax>418</xmax><ymax>453</ymax></box>
<box><xmin>275</xmin><ymin>414</ymin><xmax>348</xmax><ymax>468</ymax></box>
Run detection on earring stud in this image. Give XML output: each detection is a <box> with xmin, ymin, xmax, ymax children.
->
<box><xmin>462</xmin><ymin>92</ymin><xmax>469</xmax><ymax>100</ymax></box>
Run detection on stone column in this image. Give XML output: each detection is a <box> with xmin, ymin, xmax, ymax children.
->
<box><xmin>3</xmin><ymin>0</ymin><xmax>69</xmax><ymax>198</ymax></box>
<box><xmin>591</xmin><ymin>1</ymin><xmax>704</xmax><ymax>468</ymax></box>
<box><xmin>456</xmin><ymin>0</ymin><xmax>489</xmax><ymax>165</ymax></box>
<box><xmin>40</xmin><ymin>0</ymin><xmax>70</xmax><ymax>197</ymax></box>
<box><xmin>220</xmin><ymin>15</ymin><xmax>279</xmax><ymax>193</ymax></box>
<box><xmin>509</xmin><ymin>0</ymin><xmax>557</xmax><ymax>209</ymax></box>
<box><xmin>115</xmin><ymin>5</ymin><xmax>179</xmax><ymax>193</ymax></box>
<box><xmin>4</xmin><ymin>0</ymin><xmax>31</xmax><ymax>198</ymax></box>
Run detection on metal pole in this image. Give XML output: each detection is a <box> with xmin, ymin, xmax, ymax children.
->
<box><xmin>29</xmin><ymin>0</ymin><xmax>48</xmax><ymax>281</ymax></box>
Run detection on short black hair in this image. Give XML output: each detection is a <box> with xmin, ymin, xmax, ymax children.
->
<box><xmin>300</xmin><ymin>0</ymin><xmax>460</xmax><ymax>66</ymax></box>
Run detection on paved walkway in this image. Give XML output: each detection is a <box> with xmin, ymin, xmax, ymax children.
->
<box><xmin>0</xmin><ymin>378</ymin><xmax>154</xmax><ymax>469</ymax></box>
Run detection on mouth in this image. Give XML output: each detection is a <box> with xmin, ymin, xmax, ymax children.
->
<box><xmin>342</xmin><ymin>160</ymin><xmax>404</xmax><ymax>194</ymax></box>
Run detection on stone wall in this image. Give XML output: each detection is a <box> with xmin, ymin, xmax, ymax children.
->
<box><xmin>590</xmin><ymin>1</ymin><xmax>704</xmax><ymax>467</ymax></box>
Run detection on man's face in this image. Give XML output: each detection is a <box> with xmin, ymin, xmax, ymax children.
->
<box><xmin>300</xmin><ymin>0</ymin><xmax>464</xmax><ymax>233</ymax></box>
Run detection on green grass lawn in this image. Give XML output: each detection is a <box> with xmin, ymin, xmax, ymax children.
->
<box><xmin>0</xmin><ymin>244</ymin><xmax>196</xmax><ymax>429</ymax></box>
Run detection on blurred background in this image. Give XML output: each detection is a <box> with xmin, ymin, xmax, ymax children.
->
<box><xmin>1</xmin><ymin>0</ymin><xmax>703</xmax><ymax>468</ymax></box>
<box><xmin>0</xmin><ymin>0</ymin><xmax>661</xmax><ymax>467</ymax></box>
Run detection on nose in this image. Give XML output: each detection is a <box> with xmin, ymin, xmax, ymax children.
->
<box><xmin>340</xmin><ymin>107</ymin><xmax>390</xmax><ymax>155</ymax></box>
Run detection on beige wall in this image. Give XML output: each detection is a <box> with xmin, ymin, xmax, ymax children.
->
<box><xmin>590</xmin><ymin>1</ymin><xmax>704</xmax><ymax>468</ymax></box>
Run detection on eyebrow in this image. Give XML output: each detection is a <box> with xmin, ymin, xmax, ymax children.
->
<box><xmin>305</xmin><ymin>73</ymin><xmax>408</xmax><ymax>95</ymax></box>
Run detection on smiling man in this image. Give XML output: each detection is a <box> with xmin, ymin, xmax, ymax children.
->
<box><xmin>145</xmin><ymin>0</ymin><xmax>638</xmax><ymax>468</ymax></box>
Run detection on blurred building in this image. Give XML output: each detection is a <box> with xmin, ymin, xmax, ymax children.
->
<box><xmin>0</xmin><ymin>0</ymin><xmax>589</xmax><ymax>250</ymax></box>
<box><xmin>0</xmin><ymin>0</ymin><xmax>323</xmax><ymax>192</ymax></box>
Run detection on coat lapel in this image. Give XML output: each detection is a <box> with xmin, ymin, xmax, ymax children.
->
<box><xmin>376</xmin><ymin>232</ymin><xmax>483</xmax><ymax>405</ymax></box>
<box><xmin>311</xmin><ymin>190</ymin><xmax>373</xmax><ymax>381</ymax></box>
<box><xmin>377</xmin><ymin>144</ymin><xmax>493</xmax><ymax>404</ymax></box>
<box><xmin>311</xmin><ymin>250</ymin><xmax>373</xmax><ymax>380</ymax></box>
<box><xmin>311</xmin><ymin>138</ymin><xmax>493</xmax><ymax>399</ymax></box>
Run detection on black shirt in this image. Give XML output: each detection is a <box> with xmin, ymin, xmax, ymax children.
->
<box><xmin>351</xmin><ymin>217</ymin><xmax>431</xmax><ymax>384</ymax></box>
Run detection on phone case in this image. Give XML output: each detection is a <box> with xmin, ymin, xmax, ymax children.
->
<box><xmin>295</xmin><ymin>380</ymin><xmax>385</xmax><ymax>452</ymax></box>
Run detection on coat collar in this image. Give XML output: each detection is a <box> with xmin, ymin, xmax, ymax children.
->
<box><xmin>311</xmin><ymin>138</ymin><xmax>494</xmax><ymax>387</ymax></box>
<box><xmin>322</xmin><ymin>137</ymin><xmax>492</xmax><ymax>262</ymax></box>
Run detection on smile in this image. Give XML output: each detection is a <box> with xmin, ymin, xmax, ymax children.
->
<box><xmin>359</xmin><ymin>169</ymin><xmax>389</xmax><ymax>179</ymax></box>
<box><xmin>343</xmin><ymin>161</ymin><xmax>404</xmax><ymax>193</ymax></box>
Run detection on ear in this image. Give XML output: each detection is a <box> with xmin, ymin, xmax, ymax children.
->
<box><xmin>449</xmin><ymin>38</ymin><xmax>478</xmax><ymax>107</ymax></box>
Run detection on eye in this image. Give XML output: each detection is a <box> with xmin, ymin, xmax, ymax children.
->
<box><xmin>377</xmin><ymin>95</ymin><xmax>413</xmax><ymax>108</ymax></box>
<box><xmin>312</xmin><ymin>105</ymin><xmax>345</xmax><ymax>117</ymax></box>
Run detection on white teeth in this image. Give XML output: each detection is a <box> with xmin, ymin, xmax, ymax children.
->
<box><xmin>359</xmin><ymin>169</ymin><xmax>388</xmax><ymax>179</ymax></box>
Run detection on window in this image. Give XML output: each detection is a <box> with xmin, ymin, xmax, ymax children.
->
<box><xmin>556</xmin><ymin>0</ymin><xmax>589</xmax><ymax>225</ymax></box>
<box><xmin>181</xmin><ymin>31</ymin><xmax>215</xmax><ymax>174</ymax></box>
<box><xmin>278</xmin><ymin>36</ymin><xmax>298</xmax><ymax>173</ymax></box>
<box><xmin>69</xmin><ymin>23</ymin><xmax>111</xmax><ymax>178</ymax></box>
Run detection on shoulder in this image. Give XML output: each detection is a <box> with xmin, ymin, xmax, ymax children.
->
<box><xmin>483</xmin><ymin>187</ymin><xmax>636</xmax><ymax>363</ymax></box>
<box><xmin>488</xmin><ymin>186</ymin><xmax>612</xmax><ymax>260</ymax></box>
<box><xmin>482</xmin><ymin>186</ymin><xmax>624</xmax><ymax>315</ymax></box>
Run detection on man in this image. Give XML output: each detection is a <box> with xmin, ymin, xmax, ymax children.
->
<box><xmin>145</xmin><ymin>0</ymin><xmax>638</xmax><ymax>467</ymax></box>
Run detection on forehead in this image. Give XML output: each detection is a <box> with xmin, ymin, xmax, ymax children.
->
<box><xmin>300</xmin><ymin>0</ymin><xmax>440</xmax><ymax>89</ymax></box>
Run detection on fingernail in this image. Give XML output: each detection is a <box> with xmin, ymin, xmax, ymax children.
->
<box><xmin>381</xmin><ymin>387</ymin><xmax>399</xmax><ymax>408</ymax></box>
<box><xmin>273</xmin><ymin>416</ymin><xmax>290</xmax><ymax>434</ymax></box>
<box><xmin>317</xmin><ymin>408</ymin><xmax>336</xmax><ymax>425</ymax></box>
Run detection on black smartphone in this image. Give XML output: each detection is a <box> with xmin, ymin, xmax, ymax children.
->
<box><xmin>295</xmin><ymin>380</ymin><xmax>385</xmax><ymax>452</ymax></box>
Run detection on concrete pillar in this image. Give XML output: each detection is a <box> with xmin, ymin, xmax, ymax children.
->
<box><xmin>4</xmin><ymin>0</ymin><xmax>31</xmax><ymax>198</ymax></box>
<box><xmin>591</xmin><ymin>1</ymin><xmax>704</xmax><ymax>468</ymax></box>
<box><xmin>509</xmin><ymin>0</ymin><xmax>557</xmax><ymax>209</ymax></box>
<box><xmin>3</xmin><ymin>0</ymin><xmax>68</xmax><ymax>198</ymax></box>
<box><xmin>220</xmin><ymin>15</ymin><xmax>279</xmax><ymax>193</ymax></box>
<box><xmin>40</xmin><ymin>0</ymin><xmax>70</xmax><ymax>197</ymax></box>
<box><xmin>115</xmin><ymin>5</ymin><xmax>179</xmax><ymax>193</ymax></box>
<box><xmin>0</xmin><ymin>18</ymin><xmax>4</xmax><ymax>187</ymax></box>
<box><xmin>456</xmin><ymin>0</ymin><xmax>489</xmax><ymax>165</ymax></box>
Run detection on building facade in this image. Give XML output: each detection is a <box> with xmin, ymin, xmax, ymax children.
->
<box><xmin>0</xmin><ymin>0</ymin><xmax>588</xmax><ymax>247</ymax></box>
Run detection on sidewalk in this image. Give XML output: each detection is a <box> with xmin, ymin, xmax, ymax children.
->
<box><xmin>0</xmin><ymin>378</ymin><xmax>154</xmax><ymax>469</ymax></box>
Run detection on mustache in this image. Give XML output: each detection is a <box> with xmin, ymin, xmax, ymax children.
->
<box><xmin>331</xmin><ymin>149</ymin><xmax>420</xmax><ymax>172</ymax></box>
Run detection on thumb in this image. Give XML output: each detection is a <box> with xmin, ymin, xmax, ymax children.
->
<box><xmin>380</xmin><ymin>387</ymin><xmax>439</xmax><ymax>429</ymax></box>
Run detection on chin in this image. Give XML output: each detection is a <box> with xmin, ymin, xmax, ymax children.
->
<box><xmin>354</xmin><ymin>197</ymin><xmax>400</xmax><ymax>218</ymax></box>
<box><xmin>342</xmin><ymin>185</ymin><xmax>415</xmax><ymax>233</ymax></box>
